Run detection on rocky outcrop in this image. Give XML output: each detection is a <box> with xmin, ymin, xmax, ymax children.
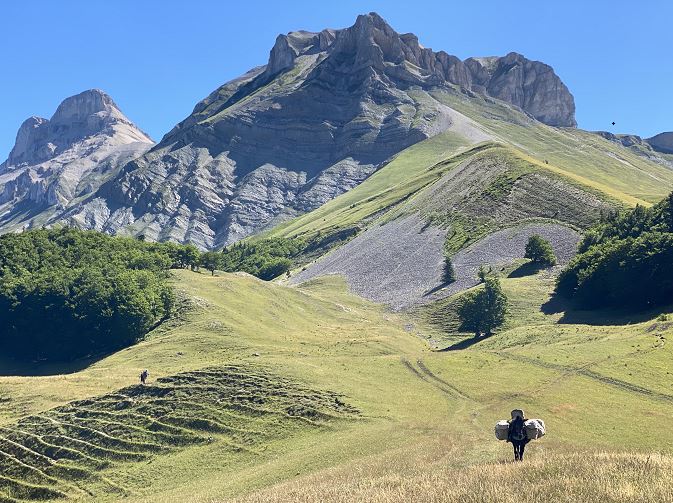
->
<box><xmin>49</xmin><ymin>13</ymin><xmax>573</xmax><ymax>249</ymax></box>
<box><xmin>647</xmin><ymin>132</ymin><xmax>673</xmax><ymax>154</ymax></box>
<box><xmin>465</xmin><ymin>53</ymin><xmax>577</xmax><ymax>127</ymax></box>
<box><xmin>0</xmin><ymin>89</ymin><xmax>153</xmax><ymax>231</ymax></box>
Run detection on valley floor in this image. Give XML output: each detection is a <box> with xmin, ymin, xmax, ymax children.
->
<box><xmin>1</xmin><ymin>269</ymin><xmax>673</xmax><ymax>502</ymax></box>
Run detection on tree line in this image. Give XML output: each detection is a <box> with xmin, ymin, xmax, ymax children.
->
<box><xmin>0</xmin><ymin>229</ymin><xmax>306</xmax><ymax>361</ymax></box>
<box><xmin>557</xmin><ymin>193</ymin><xmax>673</xmax><ymax>309</ymax></box>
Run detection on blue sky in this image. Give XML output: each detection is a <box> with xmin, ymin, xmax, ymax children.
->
<box><xmin>1</xmin><ymin>0</ymin><xmax>671</xmax><ymax>158</ymax></box>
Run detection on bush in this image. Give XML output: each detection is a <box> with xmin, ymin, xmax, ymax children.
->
<box><xmin>477</xmin><ymin>265</ymin><xmax>491</xmax><ymax>283</ymax></box>
<box><xmin>220</xmin><ymin>238</ymin><xmax>303</xmax><ymax>280</ymax></box>
<box><xmin>258</xmin><ymin>258</ymin><xmax>293</xmax><ymax>280</ymax></box>
<box><xmin>524</xmin><ymin>235</ymin><xmax>556</xmax><ymax>266</ymax></box>
<box><xmin>458</xmin><ymin>276</ymin><xmax>508</xmax><ymax>336</ymax></box>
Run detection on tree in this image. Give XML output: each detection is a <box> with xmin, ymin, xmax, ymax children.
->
<box><xmin>443</xmin><ymin>256</ymin><xmax>456</xmax><ymax>283</ymax></box>
<box><xmin>458</xmin><ymin>276</ymin><xmax>508</xmax><ymax>337</ymax></box>
<box><xmin>477</xmin><ymin>264</ymin><xmax>491</xmax><ymax>283</ymax></box>
<box><xmin>200</xmin><ymin>251</ymin><xmax>223</xmax><ymax>276</ymax></box>
<box><xmin>180</xmin><ymin>244</ymin><xmax>201</xmax><ymax>270</ymax></box>
<box><xmin>258</xmin><ymin>257</ymin><xmax>292</xmax><ymax>281</ymax></box>
<box><xmin>524</xmin><ymin>235</ymin><xmax>556</xmax><ymax>266</ymax></box>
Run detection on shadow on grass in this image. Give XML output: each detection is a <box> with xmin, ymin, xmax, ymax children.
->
<box><xmin>507</xmin><ymin>261</ymin><xmax>548</xmax><ymax>278</ymax></box>
<box><xmin>439</xmin><ymin>333</ymin><xmax>495</xmax><ymax>351</ymax></box>
<box><xmin>0</xmin><ymin>349</ymin><xmax>118</xmax><ymax>377</ymax></box>
<box><xmin>541</xmin><ymin>292</ymin><xmax>671</xmax><ymax>326</ymax></box>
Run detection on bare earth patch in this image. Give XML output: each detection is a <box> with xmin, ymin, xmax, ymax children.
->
<box><xmin>291</xmin><ymin>216</ymin><xmax>580</xmax><ymax>310</ymax></box>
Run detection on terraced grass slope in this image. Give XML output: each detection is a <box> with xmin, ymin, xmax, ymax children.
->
<box><xmin>3</xmin><ymin>270</ymin><xmax>673</xmax><ymax>502</ymax></box>
<box><xmin>0</xmin><ymin>366</ymin><xmax>356</xmax><ymax>501</ymax></box>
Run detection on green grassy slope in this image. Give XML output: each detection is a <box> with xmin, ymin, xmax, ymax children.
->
<box><xmin>2</xmin><ymin>269</ymin><xmax>673</xmax><ymax>501</ymax></box>
<box><xmin>433</xmin><ymin>88</ymin><xmax>673</xmax><ymax>204</ymax></box>
<box><xmin>265</xmin><ymin>90</ymin><xmax>673</xmax><ymax>246</ymax></box>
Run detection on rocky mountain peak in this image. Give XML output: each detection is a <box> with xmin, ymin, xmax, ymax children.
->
<box><xmin>2</xmin><ymin>13</ymin><xmax>582</xmax><ymax>247</ymax></box>
<box><xmin>51</xmin><ymin>89</ymin><xmax>123</xmax><ymax>126</ymax></box>
<box><xmin>4</xmin><ymin>89</ymin><xmax>150</xmax><ymax>168</ymax></box>
<box><xmin>262</xmin><ymin>13</ymin><xmax>576</xmax><ymax>127</ymax></box>
<box><xmin>647</xmin><ymin>132</ymin><xmax>673</xmax><ymax>154</ymax></box>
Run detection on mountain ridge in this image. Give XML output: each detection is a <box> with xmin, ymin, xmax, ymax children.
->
<box><xmin>0</xmin><ymin>89</ymin><xmax>153</xmax><ymax>231</ymax></box>
<box><xmin>45</xmin><ymin>13</ymin><xmax>577</xmax><ymax>248</ymax></box>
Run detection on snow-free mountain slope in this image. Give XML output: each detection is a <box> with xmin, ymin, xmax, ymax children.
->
<box><xmin>0</xmin><ymin>89</ymin><xmax>153</xmax><ymax>231</ymax></box>
<box><xmin>51</xmin><ymin>13</ymin><xmax>577</xmax><ymax>249</ymax></box>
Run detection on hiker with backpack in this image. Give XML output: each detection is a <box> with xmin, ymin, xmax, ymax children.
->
<box><xmin>507</xmin><ymin>409</ymin><xmax>530</xmax><ymax>461</ymax></box>
<box><xmin>495</xmin><ymin>409</ymin><xmax>546</xmax><ymax>461</ymax></box>
<box><xmin>140</xmin><ymin>369</ymin><xmax>149</xmax><ymax>385</ymax></box>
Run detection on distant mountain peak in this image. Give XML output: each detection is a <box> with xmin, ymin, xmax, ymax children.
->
<box><xmin>0</xmin><ymin>89</ymin><xmax>153</xmax><ymax>231</ymax></box>
<box><xmin>5</xmin><ymin>89</ymin><xmax>150</xmax><ymax>168</ymax></box>
<box><xmin>647</xmin><ymin>132</ymin><xmax>673</xmax><ymax>154</ymax></box>
<box><xmin>262</xmin><ymin>13</ymin><xmax>575</xmax><ymax>127</ymax></box>
<box><xmin>1</xmin><ymin>13</ymin><xmax>583</xmax><ymax>247</ymax></box>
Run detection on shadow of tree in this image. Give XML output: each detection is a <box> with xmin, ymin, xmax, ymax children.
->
<box><xmin>439</xmin><ymin>333</ymin><xmax>496</xmax><ymax>351</ymax></box>
<box><xmin>508</xmin><ymin>261</ymin><xmax>546</xmax><ymax>278</ymax></box>
<box><xmin>541</xmin><ymin>291</ymin><xmax>670</xmax><ymax>326</ymax></box>
<box><xmin>0</xmin><ymin>349</ymin><xmax>118</xmax><ymax>377</ymax></box>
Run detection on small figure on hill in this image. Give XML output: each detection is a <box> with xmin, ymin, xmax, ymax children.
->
<box><xmin>508</xmin><ymin>409</ymin><xmax>530</xmax><ymax>461</ymax></box>
<box><xmin>140</xmin><ymin>369</ymin><xmax>149</xmax><ymax>385</ymax></box>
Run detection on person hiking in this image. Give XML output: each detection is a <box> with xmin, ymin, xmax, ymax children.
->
<box><xmin>140</xmin><ymin>369</ymin><xmax>149</xmax><ymax>385</ymax></box>
<box><xmin>508</xmin><ymin>409</ymin><xmax>530</xmax><ymax>461</ymax></box>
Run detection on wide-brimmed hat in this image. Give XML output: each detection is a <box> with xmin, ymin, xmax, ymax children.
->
<box><xmin>511</xmin><ymin>409</ymin><xmax>525</xmax><ymax>420</ymax></box>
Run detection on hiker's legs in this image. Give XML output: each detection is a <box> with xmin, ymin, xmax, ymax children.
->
<box><xmin>518</xmin><ymin>442</ymin><xmax>525</xmax><ymax>461</ymax></box>
<box><xmin>513</xmin><ymin>443</ymin><xmax>519</xmax><ymax>461</ymax></box>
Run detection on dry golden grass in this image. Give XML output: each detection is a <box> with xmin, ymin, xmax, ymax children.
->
<box><xmin>230</xmin><ymin>438</ymin><xmax>673</xmax><ymax>503</ymax></box>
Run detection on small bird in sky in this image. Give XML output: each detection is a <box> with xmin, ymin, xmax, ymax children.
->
<box><xmin>611</xmin><ymin>122</ymin><xmax>616</xmax><ymax>126</ymax></box>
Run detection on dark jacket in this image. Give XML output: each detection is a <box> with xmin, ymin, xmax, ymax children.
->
<box><xmin>508</xmin><ymin>416</ymin><xmax>527</xmax><ymax>443</ymax></box>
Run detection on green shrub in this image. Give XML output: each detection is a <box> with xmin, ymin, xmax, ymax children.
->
<box><xmin>458</xmin><ymin>276</ymin><xmax>508</xmax><ymax>336</ymax></box>
<box><xmin>557</xmin><ymin>192</ymin><xmax>673</xmax><ymax>309</ymax></box>
<box><xmin>524</xmin><ymin>234</ymin><xmax>557</xmax><ymax>266</ymax></box>
<box><xmin>443</xmin><ymin>256</ymin><xmax>456</xmax><ymax>283</ymax></box>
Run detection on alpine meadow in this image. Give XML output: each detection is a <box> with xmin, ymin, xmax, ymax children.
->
<box><xmin>1</xmin><ymin>5</ymin><xmax>673</xmax><ymax>503</ymax></box>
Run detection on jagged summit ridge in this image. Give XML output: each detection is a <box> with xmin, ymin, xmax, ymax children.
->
<box><xmin>265</xmin><ymin>12</ymin><xmax>576</xmax><ymax>127</ymax></box>
<box><xmin>2</xmin><ymin>13</ymin><xmax>580</xmax><ymax>247</ymax></box>
<box><xmin>0</xmin><ymin>89</ymin><xmax>153</xmax><ymax>231</ymax></box>
<box><xmin>5</xmin><ymin>89</ymin><xmax>151</xmax><ymax>168</ymax></box>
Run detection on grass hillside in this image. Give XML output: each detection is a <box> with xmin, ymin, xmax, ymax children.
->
<box><xmin>266</xmin><ymin>90</ymin><xmax>673</xmax><ymax>246</ymax></box>
<box><xmin>3</xmin><ymin>268</ymin><xmax>673</xmax><ymax>501</ymax></box>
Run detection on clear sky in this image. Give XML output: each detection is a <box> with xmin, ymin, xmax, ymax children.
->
<box><xmin>1</xmin><ymin>0</ymin><xmax>671</xmax><ymax>159</ymax></box>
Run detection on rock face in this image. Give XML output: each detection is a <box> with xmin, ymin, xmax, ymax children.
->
<box><xmin>41</xmin><ymin>12</ymin><xmax>575</xmax><ymax>249</ymax></box>
<box><xmin>0</xmin><ymin>89</ymin><xmax>153</xmax><ymax>230</ymax></box>
<box><xmin>647</xmin><ymin>132</ymin><xmax>673</xmax><ymax>154</ymax></box>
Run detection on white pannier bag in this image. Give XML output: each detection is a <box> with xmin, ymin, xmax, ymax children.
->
<box><xmin>495</xmin><ymin>420</ymin><xmax>509</xmax><ymax>441</ymax></box>
<box><xmin>524</xmin><ymin>418</ymin><xmax>546</xmax><ymax>440</ymax></box>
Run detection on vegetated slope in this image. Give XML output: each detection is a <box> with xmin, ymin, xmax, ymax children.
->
<box><xmin>271</xmin><ymin>87</ymin><xmax>673</xmax><ymax>244</ymax></box>
<box><xmin>0</xmin><ymin>90</ymin><xmax>153</xmax><ymax>233</ymax></box>
<box><xmin>3</xmin><ymin>270</ymin><xmax>673</xmax><ymax>502</ymax></box>
<box><xmin>287</xmin><ymin>143</ymin><xmax>613</xmax><ymax>308</ymax></box>
<box><xmin>41</xmin><ymin>12</ymin><xmax>581</xmax><ymax>249</ymax></box>
<box><xmin>0</xmin><ymin>366</ymin><xmax>356</xmax><ymax>501</ymax></box>
<box><xmin>557</xmin><ymin>193</ymin><xmax>673</xmax><ymax>309</ymax></box>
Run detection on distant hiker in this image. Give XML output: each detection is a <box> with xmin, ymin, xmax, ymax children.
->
<box><xmin>140</xmin><ymin>369</ymin><xmax>149</xmax><ymax>385</ymax></box>
<box><xmin>508</xmin><ymin>409</ymin><xmax>530</xmax><ymax>461</ymax></box>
